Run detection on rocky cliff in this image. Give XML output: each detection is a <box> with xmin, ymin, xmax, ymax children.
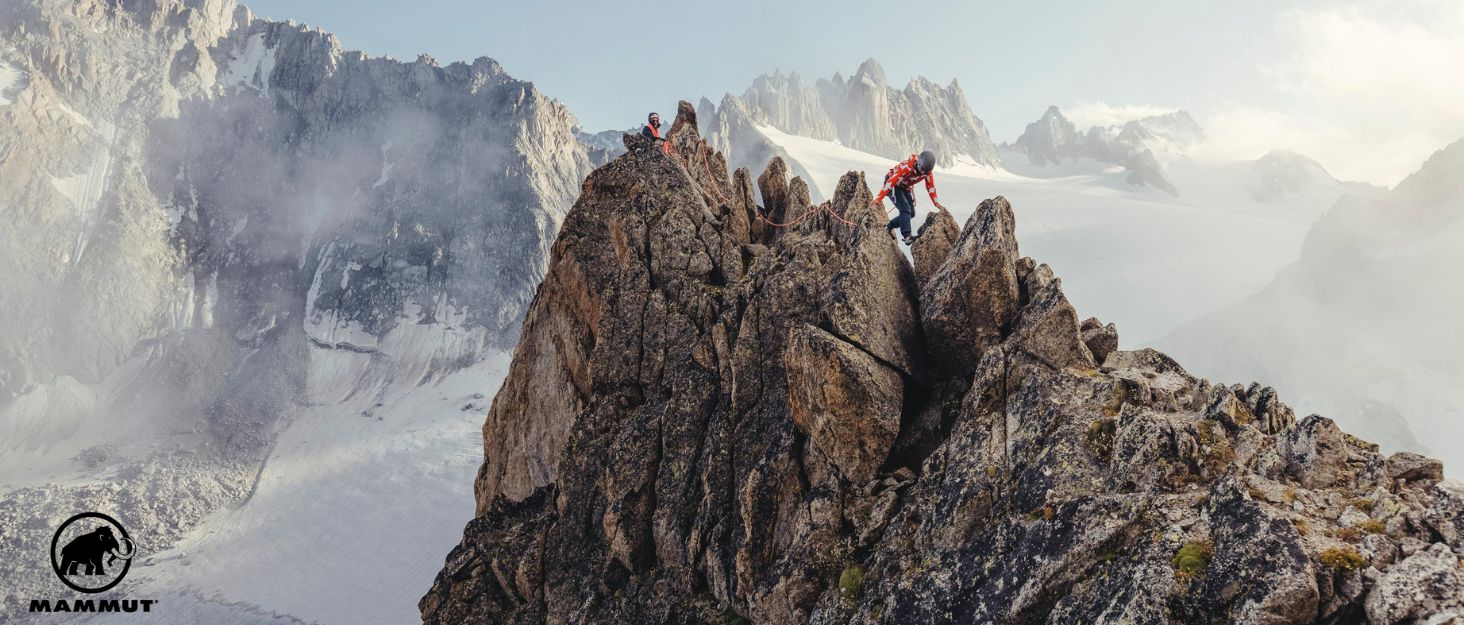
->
<box><xmin>0</xmin><ymin>0</ymin><xmax>591</xmax><ymax>606</ymax></box>
<box><xmin>422</xmin><ymin>103</ymin><xmax>1464</xmax><ymax>624</ymax></box>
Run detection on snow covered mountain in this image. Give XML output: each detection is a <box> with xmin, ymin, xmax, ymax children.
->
<box><xmin>1005</xmin><ymin>105</ymin><xmax>1204</xmax><ymax>195</ymax></box>
<box><xmin>1157</xmin><ymin>139</ymin><xmax>1464</xmax><ymax>471</ymax></box>
<box><xmin>1248</xmin><ymin>150</ymin><xmax>1346</xmax><ymax>202</ymax></box>
<box><xmin>697</xmin><ymin>94</ymin><xmax>824</xmax><ymax>201</ymax></box>
<box><xmin>695</xmin><ymin>60</ymin><xmax>1002</xmax><ymax>195</ymax></box>
<box><xmin>0</xmin><ymin>0</ymin><xmax>589</xmax><ymax>618</ymax></box>
<box><xmin>1011</xmin><ymin>105</ymin><xmax>1083</xmax><ymax>167</ymax></box>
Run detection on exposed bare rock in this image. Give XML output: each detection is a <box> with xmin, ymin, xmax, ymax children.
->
<box><xmin>1365</xmin><ymin>543</ymin><xmax>1464</xmax><ymax>624</ymax></box>
<box><xmin>1279</xmin><ymin>415</ymin><xmax>1354</xmax><ymax>489</ymax></box>
<box><xmin>1244</xmin><ymin>384</ymin><xmax>1299</xmax><ymax>435</ymax></box>
<box><xmin>424</xmin><ymin>101</ymin><xmax>1464</xmax><ymax>625</ymax></box>
<box><xmin>700</xmin><ymin>61</ymin><xmax>1004</xmax><ymax>195</ymax></box>
<box><xmin>819</xmin><ymin>177</ymin><xmax>923</xmax><ymax>376</ymax></box>
<box><xmin>1080</xmin><ymin>316</ymin><xmax>1120</xmax><ymax>365</ymax></box>
<box><xmin>1010</xmin><ymin>262</ymin><xmax>1096</xmax><ymax>371</ymax></box>
<box><xmin>1387</xmin><ymin>451</ymin><xmax>1445</xmax><ymax>486</ymax></box>
<box><xmin>919</xmin><ymin>197</ymin><xmax>1020</xmax><ymax>377</ymax></box>
<box><xmin>758</xmin><ymin>155</ymin><xmax>791</xmax><ymax>231</ymax></box>
<box><xmin>1424</xmin><ymin>481</ymin><xmax>1464</xmax><ymax>551</ymax></box>
<box><xmin>785</xmin><ymin>324</ymin><xmax>903</xmax><ymax>483</ymax></box>
<box><xmin>1013</xmin><ymin>105</ymin><xmax>1083</xmax><ymax>166</ymax></box>
<box><xmin>1197</xmin><ymin>476</ymin><xmax>1320</xmax><ymax>624</ymax></box>
<box><xmin>911</xmin><ymin>208</ymin><xmax>959</xmax><ymax>287</ymax></box>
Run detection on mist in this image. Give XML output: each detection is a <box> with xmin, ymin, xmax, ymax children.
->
<box><xmin>1155</xmin><ymin>140</ymin><xmax>1464</xmax><ymax>473</ymax></box>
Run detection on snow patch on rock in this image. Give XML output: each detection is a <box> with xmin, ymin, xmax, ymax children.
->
<box><xmin>0</xmin><ymin>61</ymin><xmax>26</xmax><ymax>106</ymax></box>
<box><xmin>220</xmin><ymin>32</ymin><xmax>277</xmax><ymax>95</ymax></box>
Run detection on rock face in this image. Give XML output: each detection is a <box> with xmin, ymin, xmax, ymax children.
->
<box><xmin>911</xmin><ymin>208</ymin><xmax>960</xmax><ymax>287</ymax></box>
<box><xmin>424</xmin><ymin>103</ymin><xmax>1464</xmax><ymax>624</ymax></box>
<box><xmin>0</xmin><ymin>0</ymin><xmax>591</xmax><ymax>605</ymax></box>
<box><xmin>700</xmin><ymin>60</ymin><xmax>1003</xmax><ymax>186</ymax></box>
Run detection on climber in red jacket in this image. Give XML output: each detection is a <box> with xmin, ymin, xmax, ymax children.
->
<box><xmin>641</xmin><ymin>112</ymin><xmax>662</xmax><ymax>140</ymax></box>
<box><xmin>641</xmin><ymin>112</ymin><xmax>672</xmax><ymax>154</ymax></box>
<box><xmin>873</xmin><ymin>150</ymin><xmax>946</xmax><ymax>245</ymax></box>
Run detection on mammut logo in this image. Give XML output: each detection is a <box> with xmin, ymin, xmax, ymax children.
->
<box><xmin>49</xmin><ymin>512</ymin><xmax>137</xmax><ymax>593</ymax></box>
<box><xmin>28</xmin><ymin>598</ymin><xmax>156</xmax><ymax>613</ymax></box>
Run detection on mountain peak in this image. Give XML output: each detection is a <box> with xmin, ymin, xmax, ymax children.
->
<box><xmin>853</xmin><ymin>57</ymin><xmax>887</xmax><ymax>83</ymax></box>
<box><xmin>1392</xmin><ymin>138</ymin><xmax>1464</xmax><ymax>204</ymax></box>
<box><xmin>703</xmin><ymin>63</ymin><xmax>1002</xmax><ymax>170</ymax></box>
<box><xmin>424</xmin><ymin>139</ymin><xmax>1462</xmax><ymax>623</ymax></box>
<box><xmin>1248</xmin><ymin>149</ymin><xmax>1338</xmax><ymax>203</ymax></box>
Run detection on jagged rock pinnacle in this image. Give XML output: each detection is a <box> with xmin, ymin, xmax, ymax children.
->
<box><xmin>424</xmin><ymin>101</ymin><xmax>1464</xmax><ymax>625</ymax></box>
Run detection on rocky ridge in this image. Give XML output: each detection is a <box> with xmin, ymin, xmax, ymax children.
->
<box><xmin>423</xmin><ymin>102</ymin><xmax>1464</xmax><ymax>624</ymax></box>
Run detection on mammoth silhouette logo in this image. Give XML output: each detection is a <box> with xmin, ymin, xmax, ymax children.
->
<box><xmin>50</xmin><ymin>512</ymin><xmax>137</xmax><ymax>593</ymax></box>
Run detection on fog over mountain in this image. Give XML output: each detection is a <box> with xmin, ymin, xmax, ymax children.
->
<box><xmin>2</xmin><ymin>1</ymin><xmax>1462</xmax><ymax>623</ymax></box>
<box><xmin>1002</xmin><ymin>104</ymin><xmax>1208</xmax><ymax>195</ymax></box>
<box><xmin>1157</xmin><ymin>140</ymin><xmax>1464</xmax><ymax>471</ymax></box>
<box><xmin>0</xmin><ymin>0</ymin><xmax>588</xmax><ymax>614</ymax></box>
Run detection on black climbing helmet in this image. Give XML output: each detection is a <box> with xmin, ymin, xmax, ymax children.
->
<box><xmin>917</xmin><ymin>150</ymin><xmax>936</xmax><ymax>173</ymax></box>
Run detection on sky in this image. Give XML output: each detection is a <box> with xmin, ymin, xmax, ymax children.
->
<box><xmin>243</xmin><ymin>0</ymin><xmax>1464</xmax><ymax>185</ymax></box>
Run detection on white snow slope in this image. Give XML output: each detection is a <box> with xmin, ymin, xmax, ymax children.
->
<box><xmin>74</xmin><ymin>354</ymin><xmax>509</xmax><ymax>625</ymax></box>
<box><xmin>760</xmin><ymin>125</ymin><xmax>1324</xmax><ymax>344</ymax></box>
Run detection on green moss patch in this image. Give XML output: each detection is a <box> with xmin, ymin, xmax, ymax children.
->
<box><xmin>1319</xmin><ymin>546</ymin><xmax>1366</xmax><ymax>571</ymax></box>
<box><xmin>1171</xmin><ymin>541</ymin><xmax>1214</xmax><ymax>577</ymax></box>
<box><xmin>839</xmin><ymin>564</ymin><xmax>864</xmax><ymax>602</ymax></box>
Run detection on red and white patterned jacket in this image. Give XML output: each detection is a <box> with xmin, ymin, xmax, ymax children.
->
<box><xmin>875</xmin><ymin>154</ymin><xmax>939</xmax><ymax>204</ymax></box>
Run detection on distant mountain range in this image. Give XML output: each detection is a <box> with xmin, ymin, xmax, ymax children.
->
<box><xmin>691</xmin><ymin>60</ymin><xmax>1002</xmax><ymax>199</ymax></box>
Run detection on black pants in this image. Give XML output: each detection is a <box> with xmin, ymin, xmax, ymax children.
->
<box><xmin>885</xmin><ymin>186</ymin><xmax>916</xmax><ymax>237</ymax></box>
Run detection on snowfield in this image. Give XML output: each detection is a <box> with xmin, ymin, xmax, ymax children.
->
<box><xmin>758</xmin><ymin>125</ymin><xmax>1322</xmax><ymax>344</ymax></box>
<box><xmin>0</xmin><ymin>60</ymin><xmax>22</xmax><ymax>106</ymax></box>
<box><xmin>80</xmin><ymin>354</ymin><xmax>509</xmax><ymax>625</ymax></box>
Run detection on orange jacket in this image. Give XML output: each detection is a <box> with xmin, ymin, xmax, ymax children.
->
<box><xmin>875</xmin><ymin>154</ymin><xmax>938</xmax><ymax>204</ymax></box>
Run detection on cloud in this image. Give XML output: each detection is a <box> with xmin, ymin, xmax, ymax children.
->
<box><xmin>1203</xmin><ymin>1</ymin><xmax>1464</xmax><ymax>185</ymax></box>
<box><xmin>1063</xmin><ymin>101</ymin><xmax>1178</xmax><ymax>130</ymax></box>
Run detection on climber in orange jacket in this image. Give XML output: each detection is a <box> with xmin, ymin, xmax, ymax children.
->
<box><xmin>641</xmin><ymin>112</ymin><xmax>662</xmax><ymax>140</ymax></box>
<box><xmin>873</xmin><ymin>150</ymin><xmax>946</xmax><ymax>245</ymax></box>
<box><xmin>641</xmin><ymin>112</ymin><xmax>672</xmax><ymax>154</ymax></box>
